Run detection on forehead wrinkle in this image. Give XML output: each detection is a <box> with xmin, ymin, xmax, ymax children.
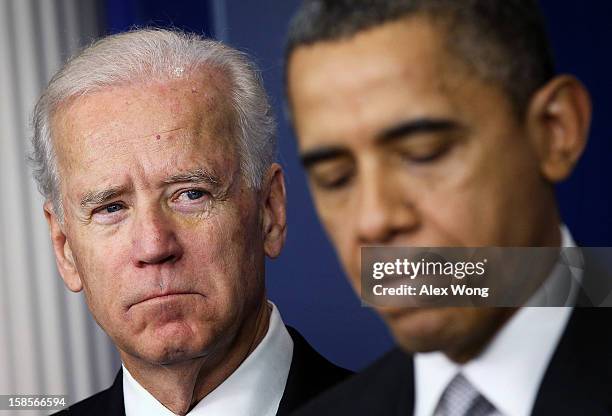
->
<box><xmin>54</xmin><ymin>73</ymin><xmax>227</xmax><ymax>159</ymax></box>
<box><xmin>54</xmin><ymin>72</ymin><xmax>242</xmax><ymax>206</ymax></box>
<box><xmin>124</xmin><ymin>126</ymin><xmax>186</xmax><ymax>142</ymax></box>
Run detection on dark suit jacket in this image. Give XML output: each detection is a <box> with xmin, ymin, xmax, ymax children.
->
<box><xmin>54</xmin><ymin>326</ymin><xmax>351</xmax><ymax>415</ymax></box>
<box><xmin>293</xmin><ymin>253</ymin><xmax>612</xmax><ymax>416</ymax></box>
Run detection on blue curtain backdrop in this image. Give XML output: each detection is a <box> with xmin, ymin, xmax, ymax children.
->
<box><xmin>103</xmin><ymin>0</ymin><xmax>612</xmax><ymax>371</ymax></box>
<box><xmin>105</xmin><ymin>0</ymin><xmax>214</xmax><ymax>35</ymax></box>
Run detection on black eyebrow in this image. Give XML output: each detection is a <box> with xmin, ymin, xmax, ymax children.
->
<box><xmin>300</xmin><ymin>118</ymin><xmax>462</xmax><ymax>169</ymax></box>
<box><xmin>300</xmin><ymin>147</ymin><xmax>348</xmax><ymax>169</ymax></box>
<box><xmin>377</xmin><ymin>118</ymin><xmax>461</xmax><ymax>143</ymax></box>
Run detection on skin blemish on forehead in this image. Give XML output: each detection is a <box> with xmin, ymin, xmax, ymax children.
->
<box><xmin>137</xmin><ymin>127</ymin><xmax>184</xmax><ymax>142</ymax></box>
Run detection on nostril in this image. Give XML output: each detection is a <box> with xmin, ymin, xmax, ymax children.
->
<box><xmin>150</xmin><ymin>253</ymin><xmax>179</xmax><ymax>266</ymax></box>
<box><xmin>160</xmin><ymin>254</ymin><xmax>178</xmax><ymax>264</ymax></box>
<box><xmin>136</xmin><ymin>253</ymin><xmax>181</xmax><ymax>268</ymax></box>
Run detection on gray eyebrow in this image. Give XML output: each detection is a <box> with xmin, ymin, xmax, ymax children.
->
<box><xmin>79</xmin><ymin>168</ymin><xmax>221</xmax><ymax>209</ymax></box>
<box><xmin>162</xmin><ymin>168</ymin><xmax>221</xmax><ymax>186</ymax></box>
<box><xmin>80</xmin><ymin>186</ymin><xmax>126</xmax><ymax>208</ymax></box>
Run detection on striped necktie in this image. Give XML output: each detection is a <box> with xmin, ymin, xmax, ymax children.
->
<box><xmin>435</xmin><ymin>373</ymin><xmax>498</xmax><ymax>416</ymax></box>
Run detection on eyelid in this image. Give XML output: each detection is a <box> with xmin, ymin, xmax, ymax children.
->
<box><xmin>171</xmin><ymin>187</ymin><xmax>211</xmax><ymax>202</ymax></box>
<box><xmin>396</xmin><ymin>139</ymin><xmax>453</xmax><ymax>163</ymax></box>
<box><xmin>89</xmin><ymin>201</ymin><xmax>128</xmax><ymax>225</ymax></box>
<box><xmin>312</xmin><ymin>171</ymin><xmax>354</xmax><ymax>190</ymax></box>
<box><xmin>92</xmin><ymin>201</ymin><xmax>125</xmax><ymax>214</ymax></box>
<box><xmin>403</xmin><ymin>148</ymin><xmax>447</xmax><ymax>163</ymax></box>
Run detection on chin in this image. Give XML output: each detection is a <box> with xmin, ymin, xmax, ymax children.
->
<box><xmin>141</xmin><ymin>339</ymin><xmax>207</xmax><ymax>365</ymax></box>
<box><xmin>137</xmin><ymin>323</ymin><xmax>214</xmax><ymax>365</ymax></box>
<box><xmin>381</xmin><ymin>307</ymin><xmax>463</xmax><ymax>354</ymax></box>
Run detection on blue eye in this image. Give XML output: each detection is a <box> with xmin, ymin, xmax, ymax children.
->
<box><xmin>91</xmin><ymin>202</ymin><xmax>126</xmax><ymax>223</ymax></box>
<box><xmin>185</xmin><ymin>190</ymin><xmax>205</xmax><ymax>200</ymax></box>
<box><xmin>105</xmin><ymin>204</ymin><xmax>123</xmax><ymax>213</ymax></box>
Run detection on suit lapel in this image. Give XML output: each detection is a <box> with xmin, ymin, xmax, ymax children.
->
<box><xmin>531</xmin><ymin>307</ymin><xmax>612</xmax><ymax>415</ymax></box>
<box><xmin>106</xmin><ymin>370</ymin><xmax>126</xmax><ymax>416</ymax></box>
<box><xmin>276</xmin><ymin>326</ymin><xmax>351</xmax><ymax>415</ymax></box>
<box><xmin>530</xmin><ymin>249</ymin><xmax>612</xmax><ymax>415</ymax></box>
<box><xmin>57</xmin><ymin>369</ymin><xmax>124</xmax><ymax>415</ymax></box>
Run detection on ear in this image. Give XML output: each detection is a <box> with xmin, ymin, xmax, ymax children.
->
<box><xmin>526</xmin><ymin>75</ymin><xmax>592</xmax><ymax>182</ymax></box>
<box><xmin>260</xmin><ymin>163</ymin><xmax>287</xmax><ymax>259</ymax></box>
<box><xmin>44</xmin><ymin>201</ymin><xmax>83</xmax><ymax>292</ymax></box>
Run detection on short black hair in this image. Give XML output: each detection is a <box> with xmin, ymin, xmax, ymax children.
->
<box><xmin>285</xmin><ymin>0</ymin><xmax>555</xmax><ymax>117</ymax></box>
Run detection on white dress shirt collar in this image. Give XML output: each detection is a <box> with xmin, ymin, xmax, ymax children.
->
<box><xmin>414</xmin><ymin>226</ymin><xmax>579</xmax><ymax>416</ymax></box>
<box><xmin>123</xmin><ymin>301</ymin><xmax>293</xmax><ymax>416</ymax></box>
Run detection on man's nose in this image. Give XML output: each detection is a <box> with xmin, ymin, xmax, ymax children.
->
<box><xmin>356</xmin><ymin>170</ymin><xmax>418</xmax><ymax>244</ymax></box>
<box><xmin>131</xmin><ymin>207</ymin><xmax>183</xmax><ymax>267</ymax></box>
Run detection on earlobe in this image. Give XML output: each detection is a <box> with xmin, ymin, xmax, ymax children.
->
<box><xmin>43</xmin><ymin>202</ymin><xmax>83</xmax><ymax>292</ymax></box>
<box><xmin>261</xmin><ymin>164</ymin><xmax>287</xmax><ymax>259</ymax></box>
<box><xmin>526</xmin><ymin>75</ymin><xmax>592</xmax><ymax>182</ymax></box>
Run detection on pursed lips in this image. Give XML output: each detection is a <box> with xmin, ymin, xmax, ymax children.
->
<box><xmin>128</xmin><ymin>291</ymin><xmax>203</xmax><ymax>311</ymax></box>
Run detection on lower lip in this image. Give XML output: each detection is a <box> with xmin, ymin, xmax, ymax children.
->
<box><xmin>136</xmin><ymin>293</ymin><xmax>201</xmax><ymax>306</ymax></box>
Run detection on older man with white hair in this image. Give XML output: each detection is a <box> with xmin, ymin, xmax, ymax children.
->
<box><xmin>30</xmin><ymin>28</ymin><xmax>349</xmax><ymax>416</ymax></box>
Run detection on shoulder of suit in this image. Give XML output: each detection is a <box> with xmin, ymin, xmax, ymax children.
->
<box><xmin>286</xmin><ymin>325</ymin><xmax>352</xmax><ymax>380</ymax></box>
<box><xmin>50</xmin><ymin>386</ymin><xmax>115</xmax><ymax>416</ymax></box>
<box><xmin>278</xmin><ymin>326</ymin><xmax>352</xmax><ymax>415</ymax></box>
<box><xmin>292</xmin><ymin>347</ymin><xmax>412</xmax><ymax>415</ymax></box>
<box><xmin>51</xmin><ymin>370</ymin><xmax>123</xmax><ymax>416</ymax></box>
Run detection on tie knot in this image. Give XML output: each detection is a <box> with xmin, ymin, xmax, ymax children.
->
<box><xmin>435</xmin><ymin>373</ymin><xmax>496</xmax><ymax>416</ymax></box>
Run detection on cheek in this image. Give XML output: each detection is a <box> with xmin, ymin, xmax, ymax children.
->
<box><xmin>315</xmin><ymin>202</ymin><xmax>358</xmax><ymax>279</ymax></box>
<box><xmin>417</xmin><ymin>192</ymin><xmax>497</xmax><ymax>246</ymax></box>
<box><xmin>71</xmin><ymin>239</ymin><xmax>128</xmax><ymax>324</ymax></box>
<box><xmin>409</xmin><ymin>139</ymin><xmax>527</xmax><ymax>245</ymax></box>
<box><xmin>184</xmin><ymin>209</ymin><xmax>263</xmax><ymax>292</ymax></box>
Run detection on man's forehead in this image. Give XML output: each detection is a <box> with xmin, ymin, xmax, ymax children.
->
<box><xmin>289</xmin><ymin>19</ymin><xmax>463</xmax><ymax>122</ymax></box>
<box><xmin>289</xmin><ymin>16</ymin><xmax>451</xmax><ymax>88</ymax></box>
<box><xmin>289</xmin><ymin>17</ymin><xmax>505</xmax><ymax>156</ymax></box>
<box><xmin>49</xmin><ymin>70</ymin><xmax>240</xmax><ymax>194</ymax></box>
<box><xmin>55</xmin><ymin>66</ymin><xmax>231</xmax><ymax>122</ymax></box>
<box><xmin>52</xmin><ymin>71</ymin><xmax>234</xmax><ymax>149</ymax></box>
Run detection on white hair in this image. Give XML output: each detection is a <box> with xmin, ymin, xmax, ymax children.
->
<box><xmin>30</xmin><ymin>28</ymin><xmax>276</xmax><ymax>218</ymax></box>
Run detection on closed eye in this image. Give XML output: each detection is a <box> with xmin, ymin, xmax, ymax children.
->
<box><xmin>399</xmin><ymin>144</ymin><xmax>451</xmax><ymax>164</ymax></box>
<box><xmin>312</xmin><ymin>172</ymin><xmax>354</xmax><ymax>190</ymax></box>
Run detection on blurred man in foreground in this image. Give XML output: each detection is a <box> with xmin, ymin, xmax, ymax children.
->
<box><xmin>285</xmin><ymin>0</ymin><xmax>612</xmax><ymax>414</ymax></box>
<box><xmin>31</xmin><ymin>28</ymin><xmax>349</xmax><ymax>416</ymax></box>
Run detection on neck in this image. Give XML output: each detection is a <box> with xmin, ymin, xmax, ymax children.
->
<box><xmin>122</xmin><ymin>300</ymin><xmax>271</xmax><ymax>415</ymax></box>
<box><xmin>446</xmin><ymin>307</ymin><xmax>517</xmax><ymax>364</ymax></box>
<box><xmin>447</xmin><ymin>216</ymin><xmax>564</xmax><ymax>364</ymax></box>
<box><xmin>531</xmin><ymin>200</ymin><xmax>563</xmax><ymax>247</ymax></box>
